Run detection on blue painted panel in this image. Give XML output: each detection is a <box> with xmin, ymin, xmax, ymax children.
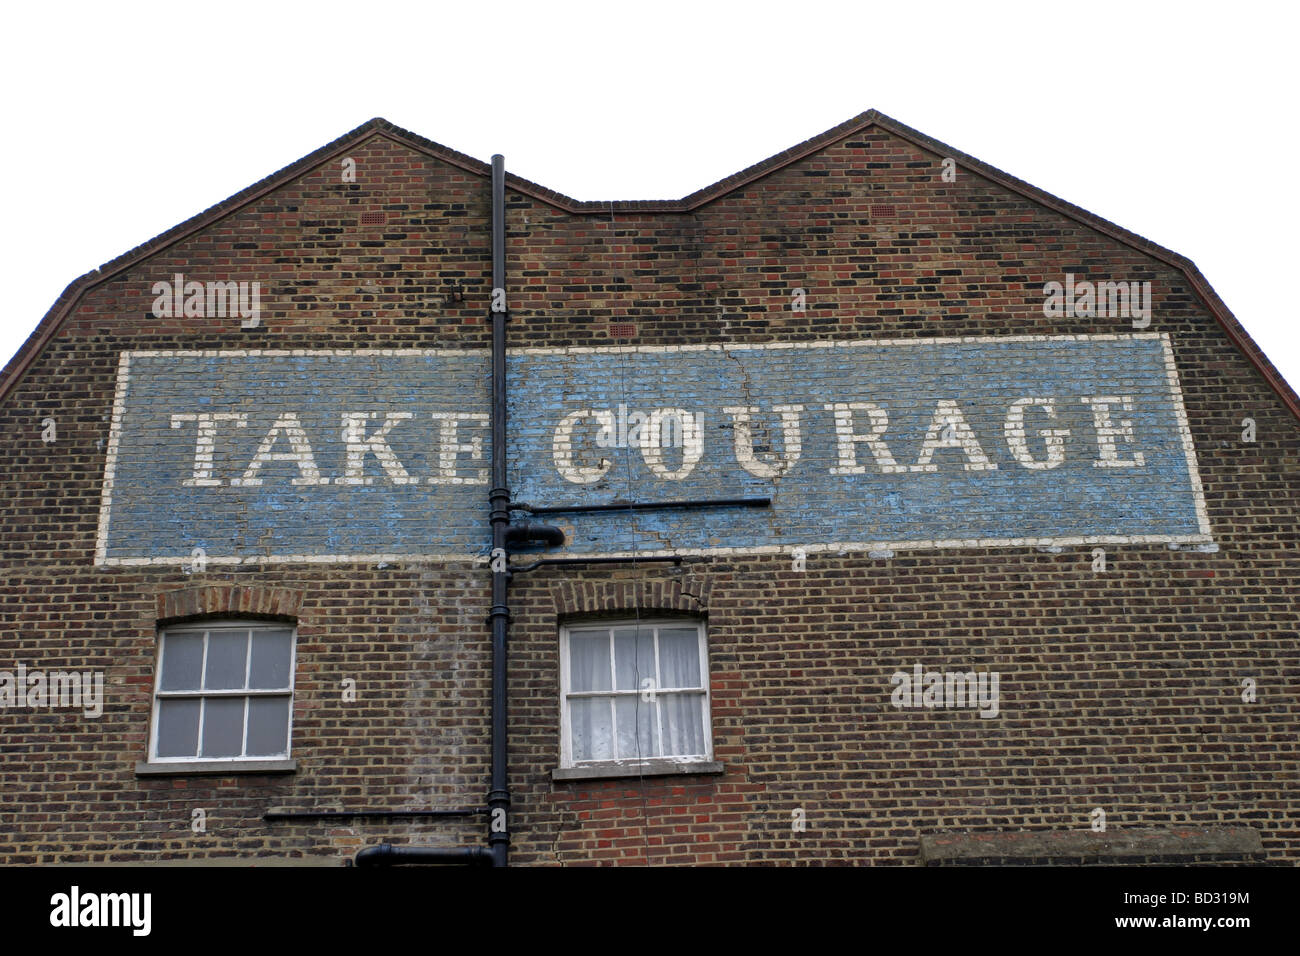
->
<box><xmin>99</xmin><ymin>337</ymin><xmax>1209</xmax><ymax>564</ymax></box>
<box><xmin>104</xmin><ymin>352</ymin><xmax>489</xmax><ymax>562</ymax></box>
<box><xmin>507</xmin><ymin>337</ymin><xmax>1207</xmax><ymax>552</ymax></box>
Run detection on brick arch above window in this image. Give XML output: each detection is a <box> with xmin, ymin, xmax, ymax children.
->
<box><xmin>550</xmin><ymin>574</ymin><xmax>710</xmax><ymax>619</ymax></box>
<box><xmin>157</xmin><ymin>585</ymin><xmax>304</xmax><ymax>624</ymax></box>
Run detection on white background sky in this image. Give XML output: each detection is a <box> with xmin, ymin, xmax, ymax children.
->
<box><xmin>2</xmin><ymin>1</ymin><xmax>1296</xmax><ymax>390</ymax></box>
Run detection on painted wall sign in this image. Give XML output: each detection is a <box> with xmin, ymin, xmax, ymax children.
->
<box><xmin>95</xmin><ymin>334</ymin><xmax>1211</xmax><ymax>566</ymax></box>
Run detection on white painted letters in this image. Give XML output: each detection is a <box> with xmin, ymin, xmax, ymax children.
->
<box><xmin>232</xmin><ymin>412</ymin><xmax>329</xmax><ymax>486</ymax></box>
<box><xmin>554</xmin><ymin>409</ymin><xmax>614</xmax><ymax>484</ymax></box>
<box><xmin>167</xmin><ymin>396</ymin><xmax>1150</xmax><ymax>488</ymax></box>
<box><xmin>337</xmin><ymin>412</ymin><xmax>416</xmax><ymax>485</ymax></box>
<box><xmin>724</xmin><ymin>405</ymin><xmax>804</xmax><ymax>478</ymax></box>
<box><xmin>824</xmin><ymin>402</ymin><xmax>905</xmax><ymax>474</ymax></box>
<box><xmin>1080</xmin><ymin>396</ymin><xmax>1145</xmax><ymax>468</ymax></box>
<box><xmin>1004</xmin><ymin>398</ymin><xmax>1069</xmax><ymax>470</ymax></box>
<box><xmin>911</xmin><ymin>400</ymin><xmax>997</xmax><ymax>472</ymax></box>
<box><xmin>428</xmin><ymin>412</ymin><xmax>489</xmax><ymax>485</ymax></box>
<box><xmin>639</xmin><ymin>409</ymin><xmax>703</xmax><ymax>480</ymax></box>
<box><xmin>170</xmin><ymin>412</ymin><xmax>249</xmax><ymax>486</ymax></box>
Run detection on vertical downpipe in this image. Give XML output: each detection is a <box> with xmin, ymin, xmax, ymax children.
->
<box><xmin>487</xmin><ymin>154</ymin><xmax>510</xmax><ymax>867</ymax></box>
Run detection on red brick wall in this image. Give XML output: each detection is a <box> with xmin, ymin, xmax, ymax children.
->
<box><xmin>0</xmin><ymin>124</ymin><xmax>1295</xmax><ymax>864</ymax></box>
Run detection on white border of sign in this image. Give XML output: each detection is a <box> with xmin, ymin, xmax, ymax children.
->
<box><xmin>94</xmin><ymin>333</ymin><xmax>1213</xmax><ymax>567</ymax></box>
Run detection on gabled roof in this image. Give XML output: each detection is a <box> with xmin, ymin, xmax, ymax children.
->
<box><xmin>1</xmin><ymin>110</ymin><xmax>1296</xmax><ymax>420</ymax></box>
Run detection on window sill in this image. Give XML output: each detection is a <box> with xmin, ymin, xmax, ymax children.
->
<box><xmin>552</xmin><ymin>759</ymin><xmax>723</xmax><ymax>783</ymax></box>
<box><xmin>135</xmin><ymin>759</ymin><xmax>297</xmax><ymax>777</ymax></box>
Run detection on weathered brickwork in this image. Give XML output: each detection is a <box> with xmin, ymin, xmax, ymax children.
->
<box><xmin>0</xmin><ymin>112</ymin><xmax>1296</xmax><ymax>865</ymax></box>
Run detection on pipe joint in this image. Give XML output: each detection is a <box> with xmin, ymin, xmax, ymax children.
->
<box><xmin>354</xmin><ymin>843</ymin><xmax>493</xmax><ymax>867</ymax></box>
<box><xmin>505</xmin><ymin>522</ymin><xmax>566</xmax><ymax>548</ymax></box>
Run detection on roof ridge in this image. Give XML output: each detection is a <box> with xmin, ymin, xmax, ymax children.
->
<box><xmin>89</xmin><ymin>118</ymin><xmax>395</xmax><ymax>279</ymax></box>
<box><xmin>2</xmin><ymin>111</ymin><xmax>1296</xmax><ymax>422</ymax></box>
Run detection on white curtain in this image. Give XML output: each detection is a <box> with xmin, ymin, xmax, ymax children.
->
<box><xmin>569</xmin><ymin>634</ymin><xmax>611</xmax><ymax>761</ymax></box>
<box><xmin>569</xmin><ymin>626</ymin><xmax>705</xmax><ymax>762</ymax></box>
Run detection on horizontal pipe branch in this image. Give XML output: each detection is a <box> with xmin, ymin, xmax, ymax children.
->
<box><xmin>509</xmin><ymin>555</ymin><xmax>684</xmax><ymax>573</ymax></box>
<box><xmin>504</xmin><ymin>522</ymin><xmax>566</xmax><ymax>547</ymax></box>
<box><xmin>512</xmin><ymin>497</ymin><xmax>771</xmax><ymax>515</ymax></box>
<box><xmin>354</xmin><ymin>843</ymin><xmax>493</xmax><ymax>867</ymax></box>
<box><xmin>265</xmin><ymin>809</ymin><xmax>483</xmax><ymax>822</ymax></box>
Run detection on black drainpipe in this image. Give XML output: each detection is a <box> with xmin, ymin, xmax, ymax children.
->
<box><xmin>486</xmin><ymin>153</ymin><xmax>512</xmax><ymax>868</ymax></box>
<box><xmin>353</xmin><ymin>154</ymin><xmax>562</xmax><ymax>868</ymax></box>
<box><xmin>485</xmin><ymin>154</ymin><xmax>565</xmax><ymax>865</ymax></box>
<box><xmin>351</xmin><ymin>157</ymin><xmax>774</xmax><ymax>868</ymax></box>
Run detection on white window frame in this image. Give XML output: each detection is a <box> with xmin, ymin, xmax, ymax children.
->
<box><xmin>558</xmin><ymin>618</ymin><xmax>713</xmax><ymax>770</ymax></box>
<box><xmin>148</xmin><ymin>620</ymin><xmax>297</xmax><ymax>764</ymax></box>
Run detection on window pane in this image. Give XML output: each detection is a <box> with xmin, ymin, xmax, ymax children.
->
<box><xmin>159</xmin><ymin>633</ymin><xmax>203</xmax><ymax>691</ymax></box>
<box><xmin>204</xmin><ymin>631</ymin><xmax>249</xmax><ymax>690</ymax></box>
<box><xmin>155</xmin><ymin>698</ymin><xmax>201</xmax><ymax>757</ymax></box>
<box><xmin>200</xmin><ymin>697</ymin><xmax>245</xmax><ymax>757</ymax></box>
<box><xmin>615</xmin><ymin>695</ymin><xmax>659</xmax><ymax>760</ymax></box>
<box><xmin>249</xmin><ymin>630</ymin><xmax>293</xmax><ymax>689</ymax></box>
<box><xmin>658</xmin><ymin>628</ymin><xmax>701</xmax><ymax>688</ymax></box>
<box><xmin>613</xmin><ymin>627</ymin><xmax>654</xmax><ymax>691</ymax></box>
<box><xmin>568</xmin><ymin>633</ymin><xmax>610</xmax><ymax>692</ymax></box>
<box><xmin>569</xmin><ymin>697</ymin><xmax>613</xmax><ymax>762</ymax></box>
<box><xmin>246</xmin><ymin>697</ymin><xmax>290</xmax><ymax>756</ymax></box>
<box><xmin>661</xmin><ymin>693</ymin><xmax>705</xmax><ymax>757</ymax></box>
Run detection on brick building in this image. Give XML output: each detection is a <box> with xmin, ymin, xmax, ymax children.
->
<box><xmin>1</xmin><ymin>110</ymin><xmax>1295</xmax><ymax>866</ymax></box>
